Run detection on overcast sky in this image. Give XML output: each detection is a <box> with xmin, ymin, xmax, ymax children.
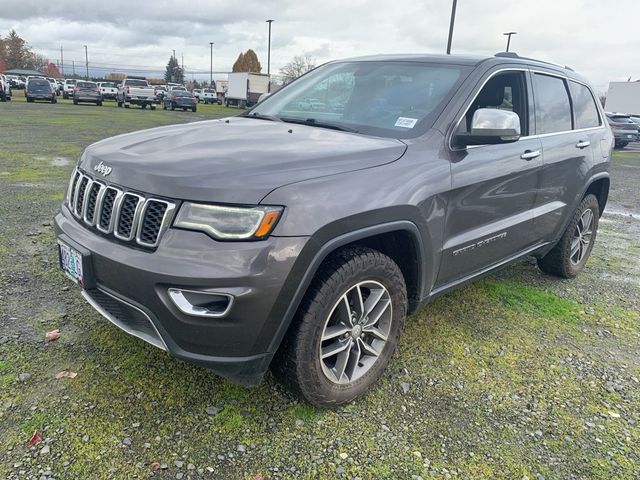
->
<box><xmin>1</xmin><ymin>0</ymin><xmax>638</xmax><ymax>92</ymax></box>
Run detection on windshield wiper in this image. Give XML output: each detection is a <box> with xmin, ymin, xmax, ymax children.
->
<box><xmin>279</xmin><ymin>117</ymin><xmax>359</xmax><ymax>133</ymax></box>
<box><xmin>240</xmin><ymin>112</ymin><xmax>283</xmax><ymax>122</ymax></box>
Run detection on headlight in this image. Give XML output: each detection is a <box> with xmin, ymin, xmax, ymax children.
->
<box><xmin>174</xmin><ymin>203</ymin><xmax>283</xmax><ymax>240</ymax></box>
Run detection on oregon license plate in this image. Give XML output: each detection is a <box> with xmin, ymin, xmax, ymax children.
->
<box><xmin>59</xmin><ymin>241</ymin><xmax>84</xmax><ymax>285</ymax></box>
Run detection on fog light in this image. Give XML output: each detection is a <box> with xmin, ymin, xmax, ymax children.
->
<box><xmin>168</xmin><ymin>288</ymin><xmax>234</xmax><ymax>318</ymax></box>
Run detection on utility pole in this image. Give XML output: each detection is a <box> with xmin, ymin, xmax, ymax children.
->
<box><xmin>84</xmin><ymin>45</ymin><xmax>89</xmax><ymax>80</ymax></box>
<box><xmin>60</xmin><ymin>45</ymin><xmax>64</xmax><ymax>76</ymax></box>
<box><xmin>446</xmin><ymin>0</ymin><xmax>457</xmax><ymax>54</ymax></box>
<box><xmin>266</xmin><ymin>19</ymin><xmax>274</xmax><ymax>92</ymax></box>
<box><xmin>72</xmin><ymin>60</ymin><xmax>76</xmax><ymax>77</ymax></box>
<box><xmin>209</xmin><ymin>42</ymin><xmax>214</xmax><ymax>88</ymax></box>
<box><xmin>503</xmin><ymin>32</ymin><xmax>517</xmax><ymax>52</ymax></box>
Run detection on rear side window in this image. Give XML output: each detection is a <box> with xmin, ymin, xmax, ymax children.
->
<box><xmin>569</xmin><ymin>81</ymin><xmax>601</xmax><ymax>129</ymax></box>
<box><xmin>533</xmin><ymin>73</ymin><xmax>572</xmax><ymax>134</ymax></box>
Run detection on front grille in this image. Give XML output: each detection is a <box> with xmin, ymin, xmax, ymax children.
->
<box><xmin>68</xmin><ymin>169</ymin><xmax>175</xmax><ymax>248</ymax></box>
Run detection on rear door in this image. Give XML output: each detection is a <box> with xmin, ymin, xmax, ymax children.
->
<box><xmin>530</xmin><ymin>72</ymin><xmax>604</xmax><ymax>241</ymax></box>
<box><xmin>437</xmin><ymin>68</ymin><xmax>543</xmax><ymax>287</ymax></box>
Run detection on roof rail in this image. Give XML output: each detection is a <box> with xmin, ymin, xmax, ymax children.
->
<box><xmin>493</xmin><ymin>52</ymin><xmax>574</xmax><ymax>72</ymax></box>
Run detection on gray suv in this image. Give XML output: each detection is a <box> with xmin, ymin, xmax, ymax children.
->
<box><xmin>55</xmin><ymin>53</ymin><xmax>612</xmax><ymax>406</ymax></box>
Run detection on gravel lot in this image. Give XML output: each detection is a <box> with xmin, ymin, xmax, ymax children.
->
<box><xmin>0</xmin><ymin>96</ymin><xmax>639</xmax><ymax>479</ymax></box>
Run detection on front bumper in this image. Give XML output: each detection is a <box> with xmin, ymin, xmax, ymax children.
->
<box><xmin>54</xmin><ymin>204</ymin><xmax>308</xmax><ymax>385</ymax></box>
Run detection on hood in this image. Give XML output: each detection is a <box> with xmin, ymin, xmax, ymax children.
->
<box><xmin>79</xmin><ymin>117</ymin><xmax>407</xmax><ymax>204</ymax></box>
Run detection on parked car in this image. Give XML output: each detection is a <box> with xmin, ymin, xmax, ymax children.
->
<box><xmin>117</xmin><ymin>77</ymin><xmax>157</xmax><ymax>109</ymax></box>
<box><xmin>25</xmin><ymin>78</ymin><xmax>56</xmax><ymax>103</ymax></box>
<box><xmin>73</xmin><ymin>81</ymin><xmax>102</xmax><ymax>106</ymax></box>
<box><xmin>200</xmin><ymin>88</ymin><xmax>218</xmax><ymax>104</ymax></box>
<box><xmin>0</xmin><ymin>74</ymin><xmax>12</xmax><ymax>101</ymax></box>
<box><xmin>192</xmin><ymin>89</ymin><xmax>201</xmax><ymax>101</ymax></box>
<box><xmin>97</xmin><ymin>82</ymin><xmax>118</xmax><ymax>100</ymax></box>
<box><xmin>47</xmin><ymin>77</ymin><xmax>60</xmax><ymax>95</ymax></box>
<box><xmin>6</xmin><ymin>75</ymin><xmax>21</xmax><ymax>89</ymax></box>
<box><xmin>154</xmin><ymin>85</ymin><xmax>168</xmax><ymax>101</ymax></box>
<box><xmin>162</xmin><ymin>90</ymin><xmax>197</xmax><ymax>111</ymax></box>
<box><xmin>54</xmin><ymin>52</ymin><xmax>612</xmax><ymax>407</ymax></box>
<box><xmin>63</xmin><ymin>79</ymin><xmax>77</xmax><ymax>99</ymax></box>
<box><xmin>605</xmin><ymin>112</ymin><xmax>638</xmax><ymax>148</ymax></box>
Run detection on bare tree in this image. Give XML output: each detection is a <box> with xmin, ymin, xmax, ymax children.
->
<box><xmin>279</xmin><ymin>55</ymin><xmax>316</xmax><ymax>84</ymax></box>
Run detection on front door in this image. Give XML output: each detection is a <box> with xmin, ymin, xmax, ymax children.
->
<box><xmin>437</xmin><ymin>69</ymin><xmax>542</xmax><ymax>287</ymax></box>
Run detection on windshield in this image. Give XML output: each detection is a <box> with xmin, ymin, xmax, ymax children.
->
<box><xmin>126</xmin><ymin>79</ymin><xmax>148</xmax><ymax>87</ymax></box>
<box><xmin>77</xmin><ymin>81</ymin><xmax>96</xmax><ymax>89</ymax></box>
<box><xmin>101</xmin><ymin>82</ymin><xmax>116</xmax><ymax>88</ymax></box>
<box><xmin>250</xmin><ymin>61</ymin><xmax>470</xmax><ymax>138</ymax></box>
<box><xmin>29</xmin><ymin>79</ymin><xmax>50</xmax><ymax>88</ymax></box>
<box><xmin>204</xmin><ymin>89</ymin><xmax>215</xmax><ymax>93</ymax></box>
<box><xmin>173</xmin><ymin>91</ymin><xmax>192</xmax><ymax>97</ymax></box>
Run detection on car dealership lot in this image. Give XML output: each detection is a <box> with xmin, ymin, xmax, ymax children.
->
<box><xmin>0</xmin><ymin>100</ymin><xmax>639</xmax><ymax>479</ymax></box>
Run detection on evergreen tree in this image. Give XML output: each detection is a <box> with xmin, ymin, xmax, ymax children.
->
<box><xmin>164</xmin><ymin>56</ymin><xmax>184</xmax><ymax>84</ymax></box>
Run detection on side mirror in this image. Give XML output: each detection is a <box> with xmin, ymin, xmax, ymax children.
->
<box><xmin>258</xmin><ymin>92</ymin><xmax>271</xmax><ymax>103</ymax></box>
<box><xmin>456</xmin><ymin>108</ymin><xmax>521</xmax><ymax>147</ymax></box>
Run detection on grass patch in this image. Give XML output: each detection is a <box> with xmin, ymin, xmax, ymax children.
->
<box><xmin>483</xmin><ymin>279</ymin><xmax>579</xmax><ymax>321</ymax></box>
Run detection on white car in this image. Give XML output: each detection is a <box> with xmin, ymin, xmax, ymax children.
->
<box><xmin>192</xmin><ymin>89</ymin><xmax>201</xmax><ymax>101</ymax></box>
<box><xmin>97</xmin><ymin>82</ymin><xmax>118</xmax><ymax>100</ymax></box>
<box><xmin>201</xmin><ymin>88</ymin><xmax>217</xmax><ymax>104</ymax></box>
<box><xmin>47</xmin><ymin>78</ymin><xmax>60</xmax><ymax>95</ymax></box>
<box><xmin>0</xmin><ymin>74</ymin><xmax>12</xmax><ymax>101</ymax></box>
<box><xmin>63</xmin><ymin>79</ymin><xmax>77</xmax><ymax>99</ymax></box>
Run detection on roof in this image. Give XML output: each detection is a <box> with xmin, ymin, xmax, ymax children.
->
<box><xmin>3</xmin><ymin>68</ymin><xmax>45</xmax><ymax>76</ymax></box>
<box><xmin>333</xmin><ymin>52</ymin><xmax>582</xmax><ymax>79</ymax></box>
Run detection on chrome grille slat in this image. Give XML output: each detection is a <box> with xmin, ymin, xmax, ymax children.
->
<box><xmin>66</xmin><ymin>170</ymin><xmax>174</xmax><ymax>248</ymax></box>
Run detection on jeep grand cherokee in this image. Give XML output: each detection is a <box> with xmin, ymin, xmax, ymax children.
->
<box><xmin>55</xmin><ymin>52</ymin><xmax>612</xmax><ymax>407</ymax></box>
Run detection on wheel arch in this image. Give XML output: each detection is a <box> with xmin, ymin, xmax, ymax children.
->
<box><xmin>583</xmin><ymin>174</ymin><xmax>610</xmax><ymax>217</ymax></box>
<box><xmin>266</xmin><ymin>221</ymin><xmax>428</xmax><ymax>356</ymax></box>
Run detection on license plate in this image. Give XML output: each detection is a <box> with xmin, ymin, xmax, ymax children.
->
<box><xmin>627</xmin><ymin>134</ymin><xmax>634</xmax><ymax>139</ymax></box>
<box><xmin>59</xmin><ymin>241</ymin><xmax>84</xmax><ymax>285</ymax></box>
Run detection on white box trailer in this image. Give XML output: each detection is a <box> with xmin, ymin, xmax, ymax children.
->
<box><xmin>225</xmin><ymin>72</ymin><xmax>269</xmax><ymax>108</ymax></box>
<box><xmin>605</xmin><ymin>82</ymin><xmax>640</xmax><ymax>115</ymax></box>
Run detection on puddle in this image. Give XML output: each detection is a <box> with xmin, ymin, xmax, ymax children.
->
<box><xmin>51</xmin><ymin>157</ymin><xmax>70</xmax><ymax>167</ymax></box>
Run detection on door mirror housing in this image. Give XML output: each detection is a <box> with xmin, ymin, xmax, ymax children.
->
<box><xmin>455</xmin><ymin>108</ymin><xmax>521</xmax><ymax>146</ymax></box>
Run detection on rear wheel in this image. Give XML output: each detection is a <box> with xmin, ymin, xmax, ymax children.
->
<box><xmin>272</xmin><ymin>247</ymin><xmax>407</xmax><ymax>407</ymax></box>
<box><xmin>97</xmin><ymin>101</ymin><xmax>102</xmax><ymax>106</ymax></box>
<box><xmin>150</xmin><ymin>104</ymin><xmax>156</xmax><ymax>110</ymax></box>
<box><xmin>537</xmin><ymin>194</ymin><xmax>600</xmax><ymax>278</ymax></box>
<box><xmin>191</xmin><ymin>106</ymin><xmax>197</xmax><ymax>112</ymax></box>
<box><xmin>73</xmin><ymin>98</ymin><xmax>78</xmax><ymax>105</ymax></box>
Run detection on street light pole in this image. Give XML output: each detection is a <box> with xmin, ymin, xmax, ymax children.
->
<box><xmin>209</xmin><ymin>42</ymin><xmax>214</xmax><ymax>88</ymax></box>
<box><xmin>503</xmin><ymin>32</ymin><xmax>517</xmax><ymax>52</ymax></box>
<box><xmin>446</xmin><ymin>0</ymin><xmax>457</xmax><ymax>55</ymax></box>
<box><xmin>84</xmin><ymin>45</ymin><xmax>89</xmax><ymax>80</ymax></box>
<box><xmin>266</xmin><ymin>19</ymin><xmax>274</xmax><ymax>92</ymax></box>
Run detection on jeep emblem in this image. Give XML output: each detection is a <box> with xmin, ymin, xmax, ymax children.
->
<box><xmin>94</xmin><ymin>161</ymin><xmax>112</xmax><ymax>177</ymax></box>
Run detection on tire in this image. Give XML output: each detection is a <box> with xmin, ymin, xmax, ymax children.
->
<box><xmin>63</xmin><ymin>93</ymin><xmax>68</xmax><ymax>99</ymax></box>
<box><xmin>97</xmin><ymin>101</ymin><xmax>102</xmax><ymax>106</ymax></box>
<box><xmin>171</xmin><ymin>103</ymin><xmax>175</xmax><ymax>111</ymax></box>
<box><xmin>51</xmin><ymin>97</ymin><xmax>57</xmax><ymax>104</ymax></box>
<box><xmin>272</xmin><ymin>246</ymin><xmax>407</xmax><ymax>407</ymax></box>
<box><xmin>124</xmin><ymin>103</ymin><xmax>130</xmax><ymax>109</ymax></box>
<box><xmin>27</xmin><ymin>97</ymin><xmax>33</xmax><ymax>103</ymax></box>
<box><xmin>537</xmin><ymin>194</ymin><xmax>600</xmax><ymax>279</ymax></box>
<box><xmin>182</xmin><ymin>107</ymin><xmax>187</xmax><ymax>111</ymax></box>
<box><xmin>73</xmin><ymin>98</ymin><xmax>78</xmax><ymax>105</ymax></box>
<box><xmin>0</xmin><ymin>92</ymin><xmax>6</xmax><ymax>102</ymax></box>
<box><xmin>141</xmin><ymin>103</ymin><xmax>147</xmax><ymax>109</ymax></box>
<box><xmin>150</xmin><ymin>104</ymin><xmax>156</xmax><ymax>110</ymax></box>
<box><xmin>191</xmin><ymin>106</ymin><xmax>197</xmax><ymax>112</ymax></box>
<box><xmin>163</xmin><ymin>104</ymin><xmax>167</xmax><ymax>110</ymax></box>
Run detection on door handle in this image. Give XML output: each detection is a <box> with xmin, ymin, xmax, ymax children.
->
<box><xmin>576</xmin><ymin>140</ymin><xmax>591</xmax><ymax>149</ymax></box>
<box><xmin>520</xmin><ymin>150</ymin><xmax>541</xmax><ymax>160</ymax></box>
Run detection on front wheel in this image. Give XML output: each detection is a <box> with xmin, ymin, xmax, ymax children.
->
<box><xmin>272</xmin><ymin>247</ymin><xmax>407</xmax><ymax>407</ymax></box>
<box><xmin>537</xmin><ymin>194</ymin><xmax>600</xmax><ymax>278</ymax></box>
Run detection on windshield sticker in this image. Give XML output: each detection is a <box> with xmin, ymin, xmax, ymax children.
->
<box><xmin>395</xmin><ymin>117</ymin><xmax>418</xmax><ymax>128</ymax></box>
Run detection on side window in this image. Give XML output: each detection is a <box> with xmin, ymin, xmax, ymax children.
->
<box><xmin>569</xmin><ymin>81</ymin><xmax>601</xmax><ymax>129</ymax></box>
<box><xmin>533</xmin><ymin>73</ymin><xmax>572</xmax><ymax>134</ymax></box>
<box><xmin>459</xmin><ymin>71</ymin><xmax>529</xmax><ymax>136</ymax></box>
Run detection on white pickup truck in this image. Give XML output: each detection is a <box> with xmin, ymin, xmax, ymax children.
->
<box><xmin>98</xmin><ymin>82</ymin><xmax>118</xmax><ymax>100</ymax></box>
<box><xmin>117</xmin><ymin>77</ymin><xmax>157</xmax><ymax>109</ymax></box>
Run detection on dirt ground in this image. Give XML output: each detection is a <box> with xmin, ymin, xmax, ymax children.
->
<box><xmin>0</xmin><ymin>96</ymin><xmax>638</xmax><ymax>479</ymax></box>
